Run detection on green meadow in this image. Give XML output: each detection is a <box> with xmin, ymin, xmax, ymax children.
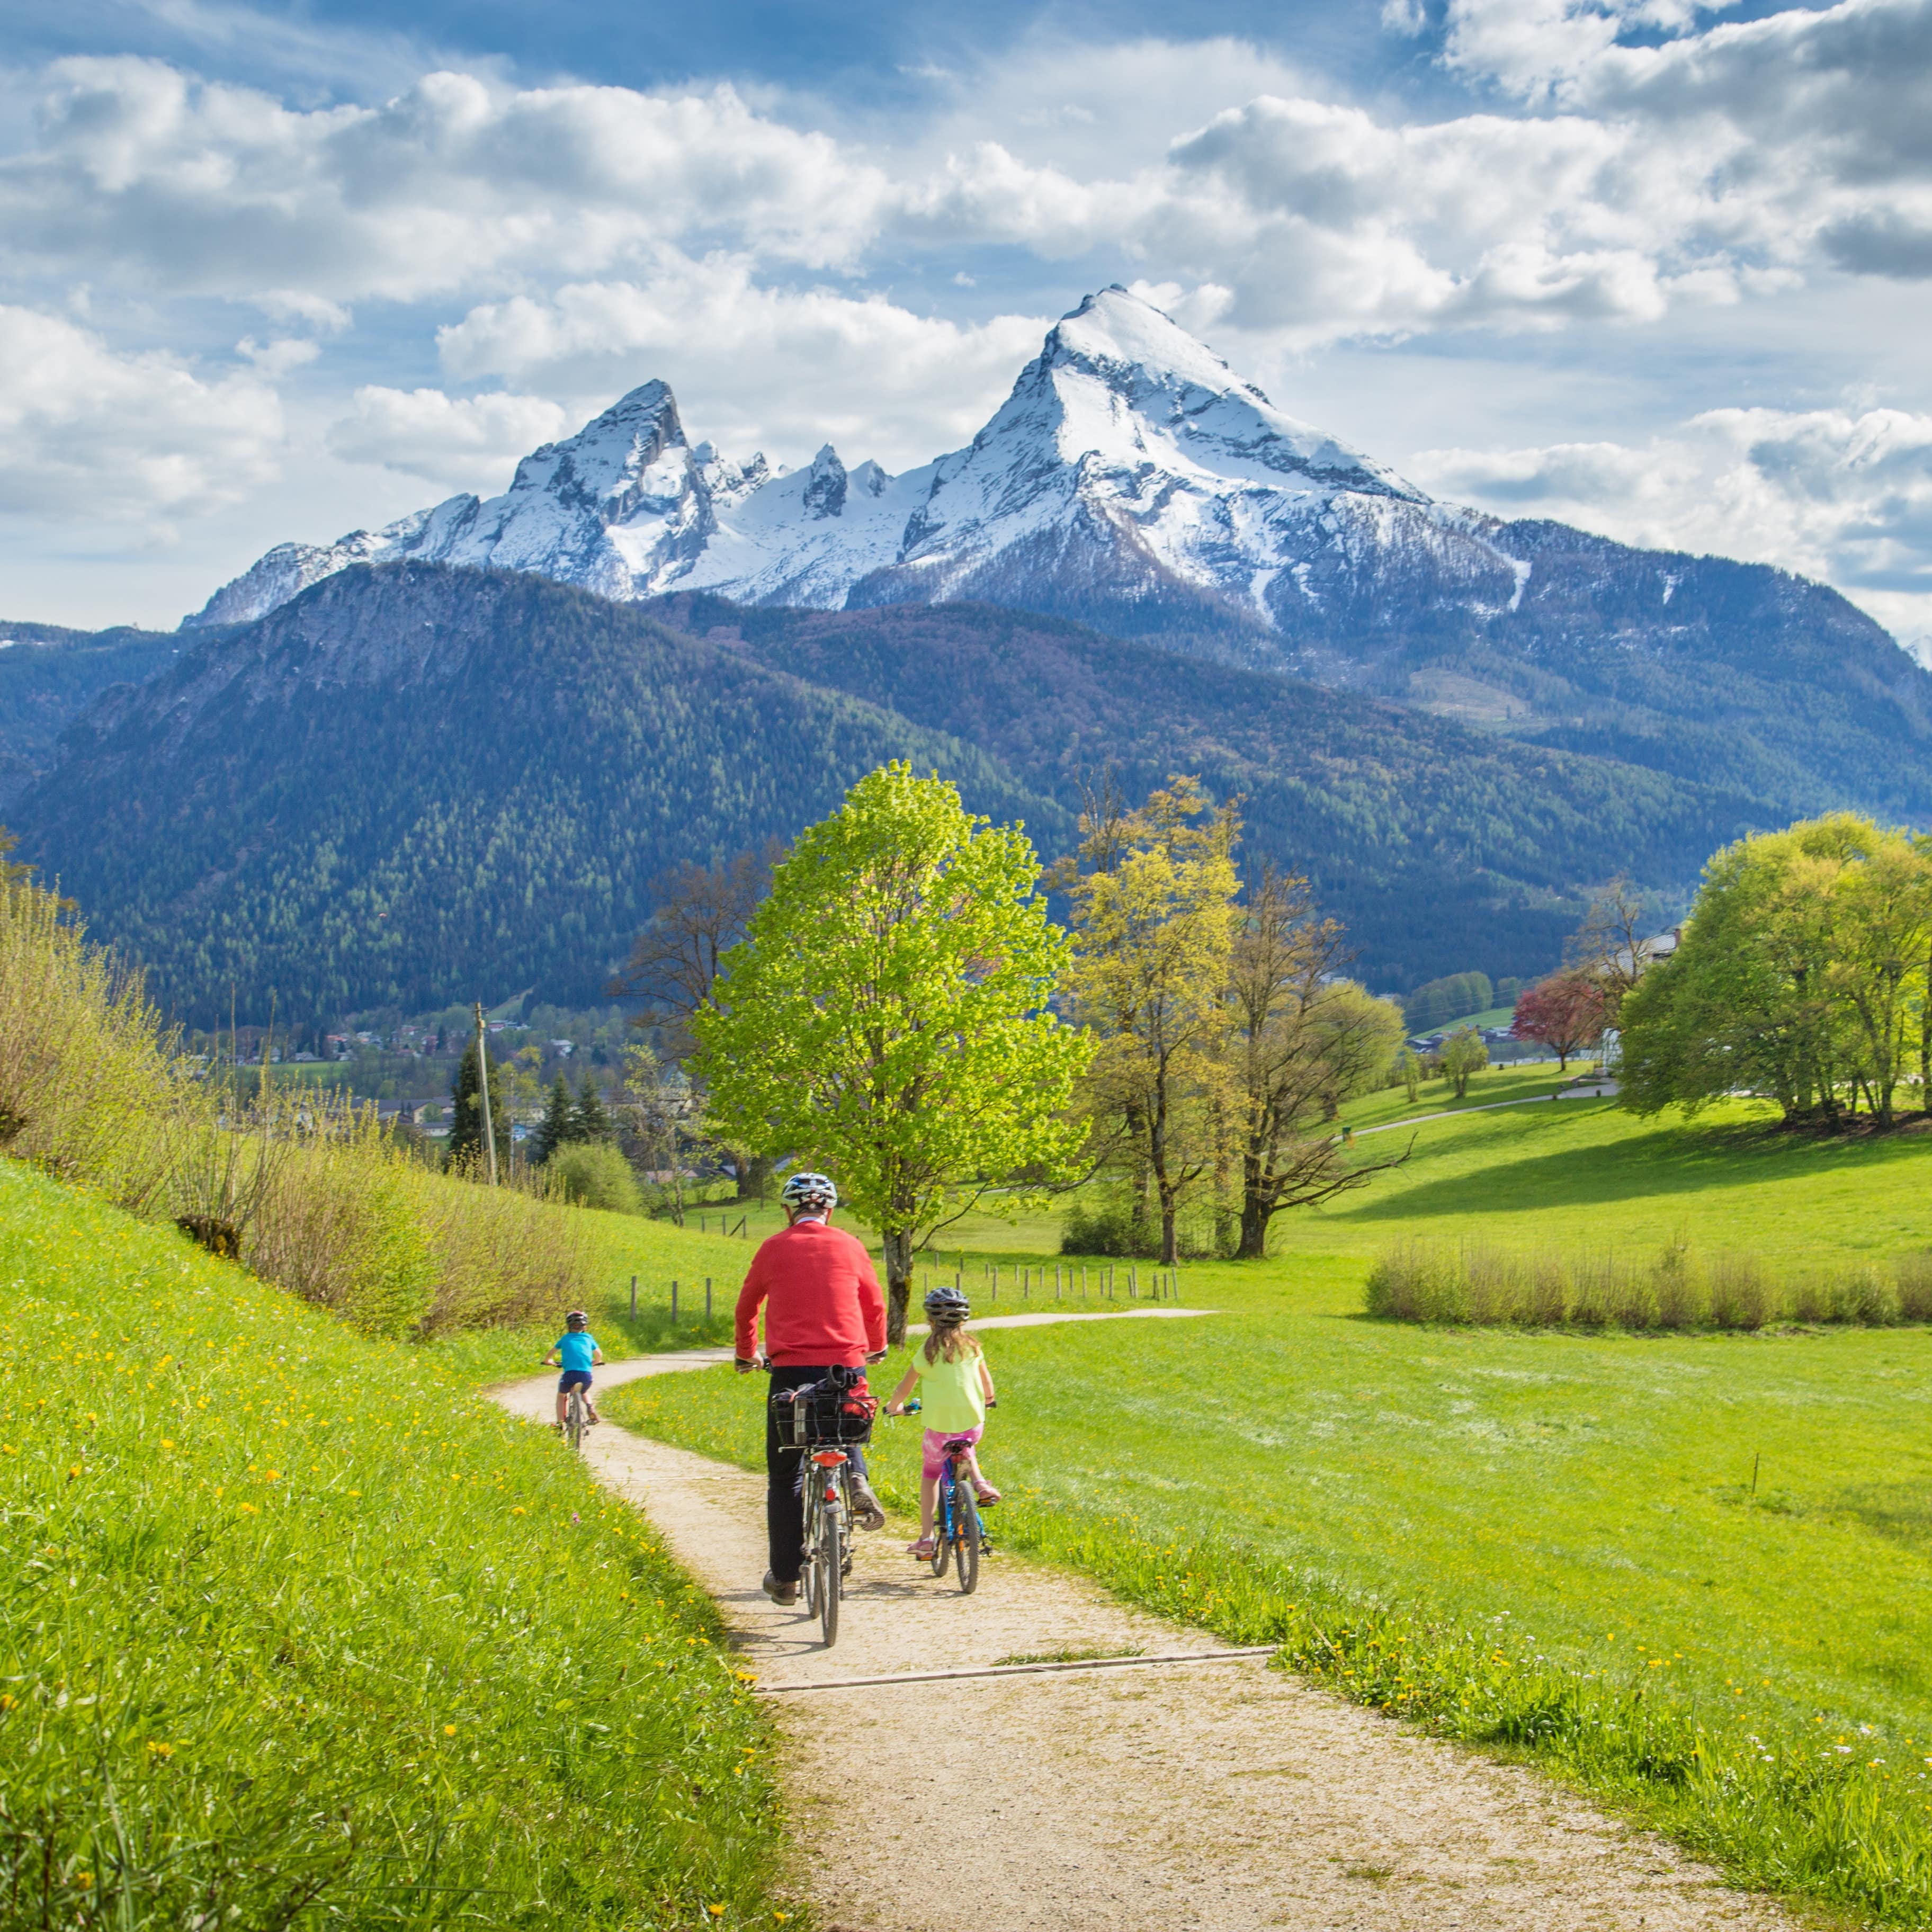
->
<box><xmin>0</xmin><ymin>1158</ymin><xmax>790</xmax><ymax>1931</ymax></box>
<box><xmin>611</xmin><ymin>1079</ymin><xmax>1932</xmax><ymax>1925</ymax></box>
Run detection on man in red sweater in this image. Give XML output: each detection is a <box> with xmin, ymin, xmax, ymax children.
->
<box><xmin>735</xmin><ymin>1170</ymin><xmax>889</xmax><ymax>1604</ymax></box>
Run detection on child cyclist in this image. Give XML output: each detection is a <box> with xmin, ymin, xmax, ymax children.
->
<box><xmin>543</xmin><ymin>1310</ymin><xmax>604</xmax><ymax>1429</ymax></box>
<box><xmin>884</xmin><ymin>1285</ymin><xmax>1000</xmax><ymax>1560</ymax></box>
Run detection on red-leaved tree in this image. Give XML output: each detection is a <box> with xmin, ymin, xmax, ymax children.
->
<box><xmin>1510</xmin><ymin>970</ymin><xmax>1609</xmax><ymax>1070</ymax></box>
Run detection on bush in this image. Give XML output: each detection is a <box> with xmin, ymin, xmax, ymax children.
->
<box><xmin>0</xmin><ymin>875</ymin><xmax>595</xmax><ymax>1340</ymax></box>
<box><xmin>1367</xmin><ymin>1237</ymin><xmax>1932</xmax><ymax>1331</ymax></box>
<box><xmin>546</xmin><ymin>1140</ymin><xmax>642</xmax><ymax>1215</ymax></box>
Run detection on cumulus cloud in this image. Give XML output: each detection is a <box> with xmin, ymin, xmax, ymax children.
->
<box><xmin>436</xmin><ymin>256</ymin><xmax>1048</xmax><ymax>473</ymax></box>
<box><xmin>325</xmin><ymin>387</ymin><xmax>571</xmax><ymax>488</ymax></box>
<box><xmin>0</xmin><ymin>304</ymin><xmax>282</xmax><ymax>520</ymax></box>
<box><xmin>1407</xmin><ymin>403</ymin><xmax>1932</xmax><ymax>636</ymax></box>
<box><xmin>0</xmin><ymin>59</ymin><xmax>888</xmax><ymax>302</ymax></box>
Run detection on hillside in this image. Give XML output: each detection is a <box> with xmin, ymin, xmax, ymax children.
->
<box><xmin>654</xmin><ymin>594</ymin><xmax>1766</xmax><ymax>988</ymax></box>
<box><xmin>10</xmin><ymin>564</ymin><xmax>1771</xmax><ymax>1018</ymax></box>
<box><xmin>12</xmin><ymin>566</ymin><xmax>1067</xmax><ymax>1022</ymax></box>
<box><xmin>0</xmin><ymin>619</ymin><xmax>178</xmax><ymax>805</ymax></box>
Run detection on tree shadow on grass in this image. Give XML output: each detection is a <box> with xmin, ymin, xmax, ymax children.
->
<box><xmin>1323</xmin><ymin>1114</ymin><xmax>1928</xmax><ymax>1224</ymax></box>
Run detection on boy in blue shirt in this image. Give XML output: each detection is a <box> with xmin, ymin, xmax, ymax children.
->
<box><xmin>543</xmin><ymin>1310</ymin><xmax>604</xmax><ymax>1429</ymax></box>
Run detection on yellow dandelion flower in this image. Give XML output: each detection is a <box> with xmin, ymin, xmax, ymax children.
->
<box><xmin>444</xmin><ymin>1724</ymin><xmax>457</xmax><ymax>1736</ymax></box>
<box><xmin>238</xmin><ymin>1502</ymin><xmax>257</xmax><ymax>1515</ymax></box>
<box><xmin>146</xmin><ymin>1741</ymin><xmax>175</xmax><ymax>1759</ymax></box>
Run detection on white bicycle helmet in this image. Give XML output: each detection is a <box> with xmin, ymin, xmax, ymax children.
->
<box><xmin>779</xmin><ymin>1170</ymin><xmax>838</xmax><ymax>1214</ymax></box>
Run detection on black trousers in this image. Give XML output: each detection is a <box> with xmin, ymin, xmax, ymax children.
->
<box><xmin>766</xmin><ymin>1365</ymin><xmax>870</xmax><ymax>1584</ymax></box>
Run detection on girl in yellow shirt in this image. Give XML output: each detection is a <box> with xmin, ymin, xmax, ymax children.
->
<box><xmin>885</xmin><ymin>1285</ymin><xmax>999</xmax><ymax>1560</ymax></box>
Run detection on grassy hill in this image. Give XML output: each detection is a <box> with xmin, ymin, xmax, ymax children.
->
<box><xmin>0</xmin><ymin>1157</ymin><xmax>786</xmax><ymax>1929</ymax></box>
<box><xmin>613</xmin><ymin>1092</ymin><xmax>1932</xmax><ymax>1926</ymax></box>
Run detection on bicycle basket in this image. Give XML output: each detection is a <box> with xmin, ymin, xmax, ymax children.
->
<box><xmin>772</xmin><ymin>1371</ymin><xmax>877</xmax><ymax>1448</ymax></box>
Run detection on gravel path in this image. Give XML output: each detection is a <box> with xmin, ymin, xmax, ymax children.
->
<box><xmin>493</xmin><ymin>1330</ymin><xmax>1790</xmax><ymax>1932</ymax></box>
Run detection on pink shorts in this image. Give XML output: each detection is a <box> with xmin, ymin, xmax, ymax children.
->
<box><xmin>922</xmin><ymin>1425</ymin><xmax>982</xmax><ymax>1479</ymax></box>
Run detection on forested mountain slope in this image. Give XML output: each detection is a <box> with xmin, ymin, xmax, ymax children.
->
<box><xmin>12</xmin><ymin>566</ymin><xmax>1770</xmax><ymax>1018</ymax></box>
<box><xmin>655</xmin><ymin>594</ymin><xmax>1768</xmax><ymax>988</ymax></box>
<box><xmin>0</xmin><ymin>620</ymin><xmax>178</xmax><ymax>805</ymax></box>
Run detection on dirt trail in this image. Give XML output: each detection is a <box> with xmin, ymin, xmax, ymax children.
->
<box><xmin>494</xmin><ymin>1326</ymin><xmax>1790</xmax><ymax>1932</ymax></box>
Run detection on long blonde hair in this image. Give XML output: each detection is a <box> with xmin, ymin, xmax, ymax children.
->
<box><xmin>923</xmin><ymin>1320</ymin><xmax>982</xmax><ymax>1366</ymax></box>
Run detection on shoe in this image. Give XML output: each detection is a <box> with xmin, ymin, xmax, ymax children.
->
<box><xmin>761</xmin><ymin>1571</ymin><xmax>799</xmax><ymax>1606</ymax></box>
<box><xmin>848</xmin><ymin>1476</ymin><xmax>887</xmax><ymax>1532</ymax></box>
<box><xmin>906</xmin><ymin>1537</ymin><xmax>936</xmax><ymax>1559</ymax></box>
<box><xmin>971</xmin><ymin>1481</ymin><xmax>1002</xmax><ymax>1506</ymax></box>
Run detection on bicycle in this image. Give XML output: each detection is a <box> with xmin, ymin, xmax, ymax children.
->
<box><xmin>901</xmin><ymin>1398</ymin><xmax>992</xmax><ymax>1596</ymax></box>
<box><xmin>775</xmin><ymin>1370</ymin><xmax>875</xmax><ymax>1649</ymax></box>
<box><xmin>798</xmin><ymin>1443</ymin><xmax>854</xmax><ymax>1646</ymax></box>
<box><xmin>563</xmin><ymin>1380</ymin><xmax>589</xmax><ymax>1454</ymax></box>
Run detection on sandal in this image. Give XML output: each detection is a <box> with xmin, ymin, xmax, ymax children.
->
<box><xmin>906</xmin><ymin>1537</ymin><xmax>936</xmax><ymax>1559</ymax></box>
<box><xmin>972</xmin><ymin>1481</ymin><xmax>1003</xmax><ymax>1505</ymax></box>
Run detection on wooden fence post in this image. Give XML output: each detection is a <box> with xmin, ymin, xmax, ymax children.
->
<box><xmin>671</xmin><ymin>1279</ymin><xmax>679</xmax><ymax>1319</ymax></box>
<box><xmin>630</xmin><ymin>1274</ymin><xmax>637</xmax><ymax>1319</ymax></box>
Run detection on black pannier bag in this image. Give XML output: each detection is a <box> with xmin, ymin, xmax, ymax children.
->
<box><xmin>772</xmin><ymin>1365</ymin><xmax>877</xmax><ymax>1448</ymax></box>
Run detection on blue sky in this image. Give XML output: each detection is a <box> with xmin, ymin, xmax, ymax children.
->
<box><xmin>3</xmin><ymin>0</ymin><xmax>1929</xmax><ymax>639</ymax></box>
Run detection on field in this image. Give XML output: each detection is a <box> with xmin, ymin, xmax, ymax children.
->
<box><xmin>609</xmin><ymin>1078</ymin><xmax>1932</xmax><ymax>1924</ymax></box>
<box><xmin>0</xmin><ymin>1157</ymin><xmax>789</xmax><ymax>1929</ymax></box>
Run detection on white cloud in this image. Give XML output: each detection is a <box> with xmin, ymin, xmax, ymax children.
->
<box><xmin>0</xmin><ymin>303</ymin><xmax>282</xmax><ymax>520</ymax></box>
<box><xmin>1407</xmin><ymin>402</ymin><xmax>1932</xmax><ymax>636</ymax></box>
<box><xmin>436</xmin><ymin>256</ymin><xmax>1048</xmax><ymax>473</ymax></box>
<box><xmin>0</xmin><ymin>59</ymin><xmax>888</xmax><ymax>302</ymax></box>
<box><xmin>325</xmin><ymin>386</ymin><xmax>571</xmax><ymax>488</ymax></box>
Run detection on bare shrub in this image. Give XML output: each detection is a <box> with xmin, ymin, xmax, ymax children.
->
<box><xmin>1788</xmin><ymin>1271</ymin><xmax>1835</xmax><ymax>1325</ymax></box>
<box><xmin>1528</xmin><ymin>1257</ymin><xmax>1568</xmax><ymax>1326</ymax></box>
<box><xmin>1569</xmin><ymin>1254</ymin><xmax>1617</xmax><ymax>1328</ymax></box>
<box><xmin>1897</xmin><ymin>1252</ymin><xmax>1932</xmax><ymax>1321</ymax></box>
<box><xmin>1</xmin><ymin>874</ymin><xmax>593</xmax><ymax>1340</ymax></box>
<box><xmin>0</xmin><ymin>882</ymin><xmax>196</xmax><ymax>1212</ymax></box>
<box><xmin>1707</xmin><ymin>1255</ymin><xmax>1769</xmax><ymax>1330</ymax></box>
<box><xmin>1650</xmin><ymin>1237</ymin><xmax>1704</xmax><ymax>1330</ymax></box>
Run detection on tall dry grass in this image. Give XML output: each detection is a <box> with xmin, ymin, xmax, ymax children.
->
<box><xmin>1365</xmin><ymin>1235</ymin><xmax>1932</xmax><ymax>1330</ymax></box>
<box><xmin>0</xmin><ymin>875</ymin><xmax>592</xmax><ymax>1337</ymax></box>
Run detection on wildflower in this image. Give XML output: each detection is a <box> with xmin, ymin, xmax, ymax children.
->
<box><xmin>146</xmin><ymin>1741</ymin><xmax>175</xmax><ymax>1759</ymax></box>
<box><xmin>238</xmin><ymin>1502</ymin><xmax>258</xmax><ymax>1515</ymax></box>
<box><xmin>708</xmin><ymin>1908</ymin><xmax>724</xmax><ymax>1918</ymax></box>
<box><xmin>162</xmin><ymin>1438</ymin><xmax>176</xmax><ymax>1450</ymax></box>
<box><xmin>444</xmin><ymin>1724</ymin><xmax>457</xmax><ymax>1736</ymax></box>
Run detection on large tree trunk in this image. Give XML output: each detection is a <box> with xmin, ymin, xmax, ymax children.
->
<box><xmin>881</xmin><ymin>1226</ymin><xmax>914</xmax><ymax>1347</ymax></box>
<box><xmin>735</xmin><ymin>1152</ymin><xmax>772</xmax><ymax>1203</ymax></box>
<box><xmin>1236</xmin><ymin>1194</ymin><xmax>1271</xmax><ymax>1260</ymax></box>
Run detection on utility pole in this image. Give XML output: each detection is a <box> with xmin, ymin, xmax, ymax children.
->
<box><xmin>473</xmin><ymin>1000</ymin><xmax>499</xmax><ymax>1187</ymax></box>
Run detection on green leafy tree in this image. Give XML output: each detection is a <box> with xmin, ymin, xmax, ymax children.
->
<box><xmin>532</xmin><ymin>1074</ymin><xmax>576</xmax><ymax>1164</ymax></box>
<box><xmin>1439</xmin><ymin>1025</ymin><xmax>1489</xmax><ymax>1098</ymax></box>
<box><xmin>1061</xmin><ymin>775</ymin><xmax>1239</xmax><ymax>1266</ymax></box>
<box><xmin>695</xmin><ymin>762</ymin><xmax>1092</xmax><ymax>1343</ymax></box>
<box><xmin>446</xmin><ymin>1038</ymin><xmax>511</xmax><ymax>1176</ymax></box>
<box><xmin>1623</xmin><ymin>813</ymin><xmax>1932</xmax><ymax>1126</ymax></box>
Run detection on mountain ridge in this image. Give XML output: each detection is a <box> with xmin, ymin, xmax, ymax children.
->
<box><xmin>12</xmin><ymin>563</ymin><xmax>1776</xmax><ymax>1021</ymax></box>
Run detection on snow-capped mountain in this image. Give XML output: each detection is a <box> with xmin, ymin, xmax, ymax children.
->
<box><xmin>185</xmin><ymin>287</ymin><xmax>1909</xmax><ymax>698</ymax></box>
<box><xmin>184</xmin><ymin>290</ymin><xmax>1519</xmax><ymax>638</ymax></box>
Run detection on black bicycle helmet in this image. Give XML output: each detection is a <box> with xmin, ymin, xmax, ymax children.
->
<box><xmin>923</xmin><ymin>1285</ymin><xmax>971</xmax><ymax>1322</ymax></box>
<box><xmin>779</xmin><ymin>1170</ymin><xmax>838</xmax><ymax>1213</ymax></box>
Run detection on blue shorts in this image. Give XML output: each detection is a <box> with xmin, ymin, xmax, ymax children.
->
<box><xmin>558</xmin><ymin>1369</ymin><xmax>593</xmax><ymax>1393</ymax></box>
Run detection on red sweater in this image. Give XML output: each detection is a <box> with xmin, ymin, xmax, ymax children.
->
<box><xmin>735</xmin><ymin>1220</ymin><xmax>887</xmax><ymax>1367</ymax></box>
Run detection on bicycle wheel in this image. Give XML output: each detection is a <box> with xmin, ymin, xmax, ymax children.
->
<box><xmin>953</xmin><ymin>1485</ymin><xmax>981</xmax><ymax>1596</ymax></box>
<box><xmin>566</xmin><ymin>1387</ymin><xmax>586</xmax><ymax>1454</ymax></box>
<box><xmin>817</xmin><ymin>1516</ymin><xmax>842</xmax><ymax>1647</ymax></box>
<box><xmin>799</xmin><ymin>1480</ymin><xmax>819</xmax><ymax>1616</ymax></box>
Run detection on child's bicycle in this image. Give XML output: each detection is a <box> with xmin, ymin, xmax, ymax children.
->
<box><xmin>547</xmin><ymin>1368</ymin><xmax>591</xmax><ymax>1455</ymax></box>
<box><xmin>903</xmin><ymin>1399</ymin><xmax>994</xmax><ymax>1597</ymax></box>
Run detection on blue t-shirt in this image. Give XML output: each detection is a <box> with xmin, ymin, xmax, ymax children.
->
<box><xmin>556</xmin><ymin>1331</ymin><xmax>597</xmax><ymax>1373</ymax></box>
